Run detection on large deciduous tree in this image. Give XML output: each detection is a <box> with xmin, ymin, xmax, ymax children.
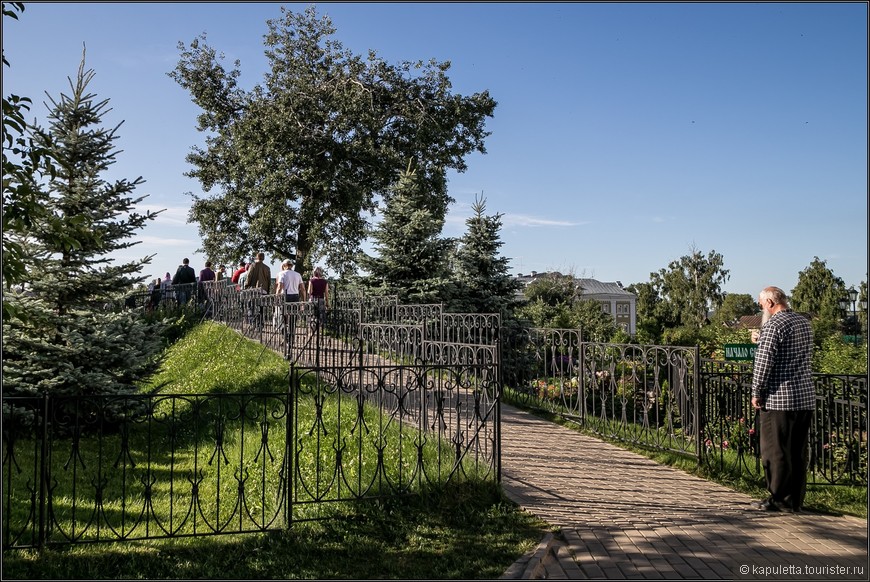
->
<box><xmin>711</xmin><ymin>292</ymin><xmax>758</xmax><ymax>326</ymax></box>
<box><xmin>2</xmin><ymin>52</ymin><xmax>163</xmax><ymax>407</ymax></box>
<box><xmin>169</xmin><ymin>5</ymin><xmax>496</xmax><ymax>276</ymax></box>
<box><xmin>790</xmin><ymin>256</ymin><xmax>847</xmax><ymax>342</ymax></box>
<box><xmin>649</xmin><ymin>246</ymin><xmax>730</xmax><ymax>329</ymax></box>
<box><xmin>790</xmin><ymin>256</ymin><xmax>846</xmax><ymax>319</ymax></box>
<box><xmin>626</xmin><ymin>281</ymin><xmax>677</xmax><ymax>344</ymax></box>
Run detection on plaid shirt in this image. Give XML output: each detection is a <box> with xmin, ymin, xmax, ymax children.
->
<box><xmin>751</xmin><ymin>310</ymin><xmax>815</xmax><ymax>411</ymax></box>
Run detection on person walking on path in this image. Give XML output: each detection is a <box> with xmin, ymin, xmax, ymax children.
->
<box><xmin>275</xmin><ymin>258</ymin><xmax>306</xmax><ymax>347</ymax></box>
<box><xmin>199</xmin><ymin>261</ymin><xmax>216</xmax><ymax>284</ymax></box>
<box><xmin>750</xmin><ymin>285</ymin><xmax>814</xmax><ymax>513</ymax></box>
<box><xmin>198</xmin><ymin>261</ymin><xmax>217</xmax><ymax>315</ymax></box>
<box><xmin>244</xmin><ymin>252</ymin><xmax>272</xmax><ymax>330</ymax></box>
<box><xmin>276</xmin><ymin>258</ymin><xmax>305</xmax><ymax>302</ymax></box>
<box><xmin>231</xmin><ymin>261</ymin><xmax>247</xmax><ymax>285</ymax></box>
<box><xmin>171</xmin><ymin>258</ymin><xmax>197</xmax><ymax>306</ymax></box>
<box><xmin>244</xmin><ymin>252</ymin><xmax>272</xmax><ymax>293</ymax></box>
<box><xmin>307</xmin><ymin>266</ymin><xmax>329</xmax><ymax>329</ymax></box>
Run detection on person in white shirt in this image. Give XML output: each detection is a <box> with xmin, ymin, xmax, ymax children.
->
<box><xmin>275</xmin><ymin>258</ymin><xmax>306</xmax><ymax>346</ymax></box>
<box><xmin>276</xmin><ymin>258</ymin><xmax>306</xmax><ymax>302</ymax></box>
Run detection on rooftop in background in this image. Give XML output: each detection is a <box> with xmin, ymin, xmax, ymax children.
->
<box><xmin>515</xmin><ymin>272</ymin><xmax>635</xmax><ymax>297</ymax></box>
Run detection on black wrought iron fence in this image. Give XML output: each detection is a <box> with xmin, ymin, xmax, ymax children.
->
<box><xmin>502</xmin><ymin>332</ymin><xmax>866</xmax><ymax>485</ymax></box>
<box><xmin>289</xmin><ymin>354</ymin><xmax>500</xmax><ymax>515</ymax></box>
<box><xmin>504</xmin><ymin>338</ymin><xmax>699</xmax><ymax>456</ymax></box>
<box><xmin>700</xmin><ymin>359</ymin><xmax>866</xmax><ymax>485</ymax></box>
<box><xmin>3</xmin><ymin>288</ymin><xmax>503</xmax><ymax>550</ymax></box>
<box><xmin>3</xmin><ymin>392</ymin><xmax>292</xmax><ymax>549</ymax></box>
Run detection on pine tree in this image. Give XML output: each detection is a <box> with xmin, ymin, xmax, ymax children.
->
<box><xmin>2</xmin><ymin>51</ymin><xmax>163</xmax><ymax>410</ymax></box>
<box><xmin>448</xmin><ymin>194</ymin><xmax>522</xmax><ymax>315</ymax></box>
<box><xmin>357</xmin><ymin>161</ymin><xmax>453</xmax><ymax>304</ymax></box>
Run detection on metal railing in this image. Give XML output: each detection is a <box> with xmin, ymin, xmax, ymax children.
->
<box><xmin>501</xmin><ymin>329</ymin><xmax>866</xmax><ymax>485</ymax></box>
<box><xmin>699</xmin><ymin>359</ymin><xmax>866</xmax><ymax>485</ymax></box>
<box><xmin>2</xmin><ymin>286</ymin><xmax>502</xmax><ymax>550</ymax></box>
<box><xmin>7</xmin><ymin>286</ymin><xmax>864</xmax><ymax>552</ymax></box>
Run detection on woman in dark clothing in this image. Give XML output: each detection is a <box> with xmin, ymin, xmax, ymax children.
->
<box><xmin>307</xmin><ymin>266</ymin><xmax>329</xmax><ymax>328</ymax></box>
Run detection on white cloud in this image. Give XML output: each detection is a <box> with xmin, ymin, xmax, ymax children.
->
<box><xmin>501</xmin><ymin>214</ymin><xmax>589</xmax><ymax>228</ymax></box>
<box><xmin>139</xmin><ymin>235</ymin><xmax>196</xmax><ymax>246</ymax></box>
<box><xmin>445</xmin><ymin>201</ymin><xmax>587</xmax><ymax>229</ymax></box>
<box><xmin>137</xmin><ymin>204</ymin><xmax>191</xmax><ymax>226</ymax></box>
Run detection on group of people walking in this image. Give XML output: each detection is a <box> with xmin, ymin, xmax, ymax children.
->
<box><xmin>146</xmin><ymin>254</ymin><xmax>329</xmax><ymax>324</ymax></box>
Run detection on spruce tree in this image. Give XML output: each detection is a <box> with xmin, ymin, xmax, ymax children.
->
<box><xmin>446</xmin><ymin>195</ymin><xmax>527</xmax><ymax>385</ymax></box>
<box><xmin>357</xmin><ymin>161</ymin><xmax>453</xmax><ymax>304</ymax></box>
<box><xmin>2</xmin><ymin>51</ymin><xmax>163</xmax><ymax>410</ymax></box>
<box><xmin>448</xmin><ymin>194</ymin><xmax>522</xmax><ymax>315</ymax></box>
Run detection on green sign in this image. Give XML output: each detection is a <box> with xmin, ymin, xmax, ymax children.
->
<box><xmin>724</xmin><ymin>343</ymin><xmax>756</xmax><ymax>361</ymax></box>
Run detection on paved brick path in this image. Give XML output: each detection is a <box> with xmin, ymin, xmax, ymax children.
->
<box><xmin>498</xmin><ymin>404</ymin><xmax>868</xmax><ymax>580</ymax></box>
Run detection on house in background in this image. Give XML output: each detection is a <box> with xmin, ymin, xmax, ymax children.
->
<box><xmin>576</xmin><ymin>278</ymin><xmax>637</xmax><ymax>336</ymax></box>
<box><xmin>515</xmin><ymin>272</ymin><xmax>637</xmax><ymax>336</ymax></box>
<box><xmin>736</xmin><ymin>314</ymin><xmax>763</xmax><ymax>335</ymax></box>
<box><xmin>734</xmin><ymin>312</ymin><xmax>811</xmax><ymax>335</ymax></box>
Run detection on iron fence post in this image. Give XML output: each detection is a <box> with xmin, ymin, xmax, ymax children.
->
<box><xmin>38</xmin><ymin>391</ymin><xmax>49</xmax><ymax>549</ymax></box>
<box><xmin>694</xmin><ymin>345</ymin><xmax>702</xmax><ymax>467</ymax></box>
<box><xmin>496</xmin><ymin>333</ymin><xmax>502</xmax><ymax>483</ymax></box>
<box><xmin>285</xmin><ymin>364</ymin><xmax>295</xmax><ymax>529</ymax></box>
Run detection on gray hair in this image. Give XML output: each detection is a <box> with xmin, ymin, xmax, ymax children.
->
<box><xmin>759</xmin><ymin>286</ymin><xmax>789</xmax><ymax>308</ymax></box>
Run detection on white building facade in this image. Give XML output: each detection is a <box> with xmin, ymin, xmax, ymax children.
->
<box><xmin>574</xmin><ymin>278</ymin><xmax>636</xmax><ymax>336</ymax></box>
<box><xmin>515</xmin><ymin>273</ymin><xmax>637</xmax><ymax>336</ymax></box>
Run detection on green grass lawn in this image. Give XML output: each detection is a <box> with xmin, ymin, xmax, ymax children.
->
<box><xmin>2</xmin><ymin>321</ymin><xmax>549</xmax><ymax>580</ymax></box>
<box><xmin>3</xmin><ymin>483</ymin><xmax>549</xmax><ymax>580</ymax></box>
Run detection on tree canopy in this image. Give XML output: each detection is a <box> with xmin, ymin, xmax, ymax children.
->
<box><xmin>446</xmin><ymin>195</ymin><xmax>522</xmax><ymax>315</ymax></box>
<box><xmin>648</xmin><ymin>246</ymin><xmax>730</xmax><ymax>329</ymax></box>
<box><xmin>790</xmin><ymin>256</ymin><xmax>849</xmax><ymax>343</ymax></box>
<box><xmin>711</xmin><ymin>292</ymin><xmax>758</xmax><ymax>327</ymax></box>
<box><xmin>517</xmin><ymin>272</ymin><xmax>621</xmax><ymax>341</ymax></box>
<box><xmin>790</xmin><ymin>256</ymin><xmax>846</xmax><ymax>319</ymax></box>
<box><xmin>169</xmin><ymin>5</ymin><xmax>496</xmax><ymax>276</ymax></box>
<box><xmin>356</xmin><ymin>161</ymin><xmax>453</xmax><ymax>303</ymax></box>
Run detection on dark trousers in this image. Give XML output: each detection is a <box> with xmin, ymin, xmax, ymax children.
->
<box><xmin>283</xmin><ymin>294</ymin><xmax>300</xmax><ymax>351</ymax></box>
<box><xmin>759</xmin><ymin>409</ymin><xmax>813</xmax><ymax>510</ymax></box>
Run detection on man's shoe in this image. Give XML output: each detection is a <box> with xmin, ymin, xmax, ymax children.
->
<box><xmin>750</xmin><ymin>497</ymin><xmax>792</xmax><ymax>512</ymax></box>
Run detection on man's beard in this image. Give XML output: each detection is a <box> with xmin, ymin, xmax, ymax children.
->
<box><xmin>761</xmin><ymin>309</ymin><xmax>771</xmax><ymax>326</ymax></box>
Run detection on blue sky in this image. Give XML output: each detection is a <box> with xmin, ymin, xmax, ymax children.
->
<box><xmin>3</xmin><ymin>2</ymin><xmax>867</xmax><ymax>297</ymax></box>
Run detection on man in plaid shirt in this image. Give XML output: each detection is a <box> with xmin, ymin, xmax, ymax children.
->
<box><xmin>750</xmin><ymin>286</ymin><xmax>814</xmax><ymax>512</ymax></box>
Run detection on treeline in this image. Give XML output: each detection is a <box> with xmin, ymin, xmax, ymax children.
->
<box><xmin>4</xmin><ymin>3</ymin><xmax>864</xmax><ymax>411</ymax></box>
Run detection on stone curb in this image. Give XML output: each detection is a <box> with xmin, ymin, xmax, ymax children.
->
<box><xmin>500</xmin><ymin>532</ymin><xmax>556</xmax><ymax>579</ymax></box>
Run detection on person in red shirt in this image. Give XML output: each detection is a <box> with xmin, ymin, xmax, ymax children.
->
<box><xmin>231</xmin><ymin>261</ymin><xmax>247</xmax><ymax>284</ymax></box>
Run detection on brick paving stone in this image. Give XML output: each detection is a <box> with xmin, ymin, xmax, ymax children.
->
<box><xmin>498</xmin><ymin>404</ymin><xmax>868</xmax><ymax>579</ymax></box>
<box><xmin>580</xmin><ymin>563</ymin><xmax>606</xmax><ymax>578</ymax></box>
<box><xmin>554</xmin><ymin>545</ymin><xmax>586</xmax><ymax>579</ymax></box>
<box><xmin>600</xmin><ymin>566</ymin><xmax>626</xmax><ymax>578</ymax></box>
